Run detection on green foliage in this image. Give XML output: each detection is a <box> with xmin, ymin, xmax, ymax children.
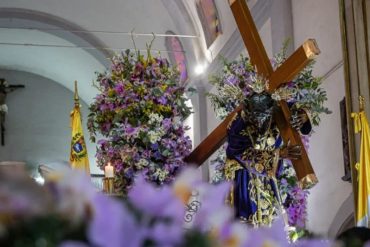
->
<box><xmin>207</xmin><ymin>46</ymin><xmax>331</xmax><ymax>126</ymax></box>
<box><xmin>292</xmin><ymin>62</ymin><xmax>332</xmax><ymax>126</ymax></box>
<box><xmin>180</xmin><ymin>230</ymin><xmax>214</xmax><ymax>247</ymax></box>
<box><xmin>0</xmin><ymin>215</ymin><xmax>87</xmax><ymax>247</ymax></box>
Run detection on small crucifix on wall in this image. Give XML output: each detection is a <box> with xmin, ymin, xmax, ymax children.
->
<box><xmin>0</xmin><ymin>78</ymin><xmax>25</xmax><ymax>146</ymax></box>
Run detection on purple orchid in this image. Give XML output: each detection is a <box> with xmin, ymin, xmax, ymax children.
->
<box><xmin>88</xmin><ymin>194</ymin><xmax>144</xmax><ymax>247</ymax></box>
<box><xmin>148</xmin><ymin>221</ymin><xmax>184</xmax><ymax>246</ymax></box>
<box><xmin>192</xmin><ymin>182</ymin><xmax>233</xmax><ymax>231</ymax></box>
<box><xmin>114</xmin><ymin>82</ymin><xmax>125</xmax><ymax>95</ymax></box>
<box><xmin>124</xmin><ymin>124</ymin><xmax>138</xmax><ymax>137</ymax></box>
<box><xmin>295</xmin><ymin>239</ymin><xmax>334</xmax><ymax>247</ymax></box>
<box><xmin>128</xmin><ymin>174</ymin><xmax>184</xmax><ymax>223</ymax></box>
<box><xmin>243</xmin><ymin>217</ymin><xmax>290</xmax><ymax>247</ymax></box>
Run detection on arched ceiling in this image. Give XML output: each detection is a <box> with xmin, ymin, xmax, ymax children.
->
<box><xmin>0</xmin><ymin>28</ymin><xmax>104</xmax><ymax>104</ymax></box>
<box><xmin>0</xmin><ymin>0</ymin><xmax>201</xmax><ymax>104</ymax></box>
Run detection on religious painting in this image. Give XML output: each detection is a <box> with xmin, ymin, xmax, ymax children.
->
<box><xmin>165</xmin><ymin>31</ymin><xmax>188</xmax><ymax>84</ymax></box>
<box><xmin>195</xmin><ymin>0</ymin><xmax>222</xmax><ymax>47</ymax></box>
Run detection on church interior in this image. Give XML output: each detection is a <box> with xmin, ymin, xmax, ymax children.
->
<box><xmin>1</xmin><ymin>0</ymin><xmax>370</xmax><ymax>246</ymax></box>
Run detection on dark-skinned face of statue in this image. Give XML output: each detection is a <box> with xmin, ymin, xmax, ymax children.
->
<box><xmin>243</xmin><ymin>92</ymin><xmax>276</xmax><ymax>132</ymax></box>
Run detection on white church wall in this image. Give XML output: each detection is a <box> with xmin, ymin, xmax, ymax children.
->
<box><xmin>306</xmin><ymin>67</ymin><xmax>352</xmax><ymax>235</ymax></box>
<box><xmin>258</xmin><ymin>18</ymin><xmax>273</xmax><ymax>58</ymax></box>
<box><xmin>292</xmin><ymin>0</ymin><xmax>352</xmax><ymax>235</ymax></box>
<box><xmin>0</xmin><ymin>69</ymin><xmax>101</xmax><ymax>175</ymax></box>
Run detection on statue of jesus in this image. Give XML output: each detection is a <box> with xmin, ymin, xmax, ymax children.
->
<box><xmin>225</xmin><ymin>92</ymin><xmax>311</xmax><ymax>226</ymax></box>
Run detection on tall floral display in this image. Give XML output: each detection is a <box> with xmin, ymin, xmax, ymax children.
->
<box><xmin>208</xmin><ymin>47</ymin><xmax>330</xmax><ymax>234</ymax></box>
<box><xmin>88</xmin><ymin>50</ymin><xmax>193</xmax><ymax>193</ymax></box>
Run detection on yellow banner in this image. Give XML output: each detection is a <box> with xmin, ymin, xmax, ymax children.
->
<box><xmin>352</xmin><ymin>111</ymin><xmax>370</xmax><ymax>227</ymax></box>
<box><xmin>70</xmin><ymin>105</ymin><xmax>90</xmax><ymax>175</ymax></box>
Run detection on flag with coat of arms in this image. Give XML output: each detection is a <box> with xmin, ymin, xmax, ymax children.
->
<box><xmin>70</xmin><ymin>81</ymin><xmax>90</xmax><ymax>175</ymax></box>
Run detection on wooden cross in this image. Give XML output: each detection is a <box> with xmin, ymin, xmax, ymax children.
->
<box><xmin>185</xmin><ymin>0</ymin><xmax>320</xmax><ymax>189</ymax></box>
<box><xmin>0</xmin><ymin>78</ymin><xmax>25</xmax><ymax>146</ymax></box>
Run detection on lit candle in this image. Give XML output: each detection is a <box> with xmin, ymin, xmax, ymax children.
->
<box><xmin>104</xmin><ymin>162</ymin><xmax>114</xmax><ymax>178</ymax></box>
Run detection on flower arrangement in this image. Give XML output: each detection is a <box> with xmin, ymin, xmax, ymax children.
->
<box><xmin>0</xmin><ymin>168</ymin><xmax>333</xmax><ymax>247</ymax></box>
<box><xmin>88</xmin><ymin>50</ymin><xmax>193</xmax><ymax>193</ymax></box>
<box><xmin>278</xmin><ymin>161</ymin><xmax>310</xmax><ymax>230</ymax></box>
<box><xmin>208</xmin><ymin>46</ymin><xmax>330</xmax><ymax>232</ymax></box>
<box><xmin>207</xmin><ymin>51</ymin><xmax>331</xmax><ymax>123</ymax></box>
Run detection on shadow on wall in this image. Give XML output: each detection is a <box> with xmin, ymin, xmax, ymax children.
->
<box><xmin>328</xmin><ymin>193</ymin><xmax>355</xmax><ymax>238</ymax></box>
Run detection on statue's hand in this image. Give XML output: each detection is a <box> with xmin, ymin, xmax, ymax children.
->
<box><xmin>279</xmin><ymin>140</ymin><xmax>301</xmax><ymax>160</ymax></box>
<box><xmin>290</xmin><ymin>110</ymin><xmax>309</xmax><ymax>131</ymax></box>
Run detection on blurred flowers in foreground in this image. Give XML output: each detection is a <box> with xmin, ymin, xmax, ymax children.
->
<box><xmin>0</xmin><ymin>167</ymin><xmax>333</xmax><ymax>247</ymax></box>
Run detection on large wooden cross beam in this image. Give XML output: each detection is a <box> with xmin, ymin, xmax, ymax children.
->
<box><xmin>185</xmin><ymin>0</ymin><xmax>320</xmax><ymax>189</ymax></box>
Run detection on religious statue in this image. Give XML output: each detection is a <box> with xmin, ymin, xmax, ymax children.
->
<box><xmin>183</xmin><ymin>0</ymin><xmax>330</xmax><ymax>231</ymax></box>
<box><xmin>224</xmin><ymin>92</ymin><xmax>312</xmax><ymax>226</ymax></box>
<box><xmin>0</xmin><ymin>78</ymin><xmax>25</xmax><ymax>146</ymax></box>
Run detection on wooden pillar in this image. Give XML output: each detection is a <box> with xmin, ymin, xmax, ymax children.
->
<box><xmin>339</xmin><ymin>0</ymin><xmax>370</xmax><ymax>223</ymax></box>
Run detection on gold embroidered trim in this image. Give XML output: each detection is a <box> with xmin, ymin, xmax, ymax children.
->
<box><xmin>224</xmin><ymin>159</ymin><xmax>243</xmax><ymax>180</ymax></box>
<box><xmin>224</xmin><ymin>159</ymin><xmax>243</xmax><ymax>206</ymax></box>
<box><xmin>227</xmin><ymin>112</ymin><xmax>239</xmax><ymax>129</ymax></box>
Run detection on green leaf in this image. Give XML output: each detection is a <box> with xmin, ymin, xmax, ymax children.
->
<box><xmin>152</xmin><ymin>88</ymin><xmax>163</xmax><ymax>97</ymax></box>
<box><xmin>162</xmin><ymin>149</ymin><xmax>170</xmax><ymax>157</ymax></box>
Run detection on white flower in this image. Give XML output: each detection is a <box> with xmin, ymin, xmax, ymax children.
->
<box><xmin>173</xmin><ymin>116</ymin><xmax>182</xmax><ymax>129</ymax></box>
<box><xmin>216</xmin><ymin>107</ymin><xmax>228</xmax><ymax>118</ymax></box>
<box><xmin>271</xmin><ymin>92</ymin><xmax>281</xmax><ymax>101</ymax></box>
<box><xmin>136</xmin><ymin>159</ymin><xmax>149</xmax><ymax>169</ymax></box>
<box><xmin>154</xmin><ymin>168</ymin><xmax>169</xmax><ymax>182</ymax></box>
<box><xmin>148</xmin><ymin>113</ymin><xmax>164</xmax><ymax>125</ymax></box>
<box><xmin>272</xmin><ymin>87</ymin><xmax>297</xmax><ymax>101</ymax></box>
<box><xmin>0</xmin><ymin>104</ymin><xmax>8</xmax><ymax>114</ymax></box>
<box><xmin>148</xmin><ymin>130</ymin><xmax>161</xmax><ymax>143</ymax></box>
<box><xmin>147</xmin><ymin>126</ymin><xmax>166</xmax><ymax>144</ymax></box>
<box><xmin>249</xmin><ymin>74</ymin><xmax>268</xmax><ymax>93</ymax></box>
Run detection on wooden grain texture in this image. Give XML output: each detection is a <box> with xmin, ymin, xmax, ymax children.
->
<box><xmin>229</xmin><ymin>0</ymin><xmax>273</xmax><ymax>77</ymax></box>
<box><xmin>184</xmin><ymin>106</ymin><xmax>242</xmax><ymax>165</ymax></box>
<box><xmin>274</xmin><ymin>101</ymin><xmax>315</xmax><ymax>181</ymax></box>
<box><xmin>267</xmin><ymin>39</ymin><xmax>320</xmax><ymax>92</ymax></box>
